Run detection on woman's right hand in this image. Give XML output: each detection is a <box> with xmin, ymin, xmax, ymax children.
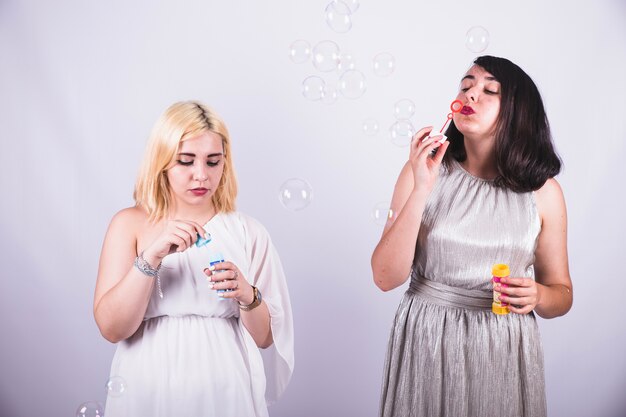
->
<box><xmin>142</xmin><ymin>220</ymin><xmax>207</xmax><ymax>266</ymax></box>
<box><xmin>409</xmin><ymin>126</ymin><xmax>450</xmax><ymax>191</ymax></box>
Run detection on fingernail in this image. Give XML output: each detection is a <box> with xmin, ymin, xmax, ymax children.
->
<box><xmin>207</xmin><ymin>282</ymin><xmax>214</xmax><ymax>289</ymax></box>
<box><xmin>209</xmin><ymin>265</ymin><xmax>215</xmax><ymax>271</ymax></box>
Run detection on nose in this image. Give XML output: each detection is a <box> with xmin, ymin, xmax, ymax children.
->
<box><xmin>193</xmin><ymin>163</ymin><xmax>209</xmax><ymax>182</ymax></box>
<box><xmin>465</xmin><ymin>86</ymin><xmax>477</xmax><ymax>103</ymax></box>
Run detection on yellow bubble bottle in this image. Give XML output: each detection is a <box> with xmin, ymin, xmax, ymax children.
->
<box><xmin>492</xmin><ymin>264</ymin><xmax>510</xmax><ymax>315</ymax></box>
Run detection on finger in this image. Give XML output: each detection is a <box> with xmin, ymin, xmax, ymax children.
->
<box><xmin>507</xmin><ymin>304</ymin><xmax>534</xmax><ymax>315</ymax></box>
<box><xmin>499</xmin><ymin>286</ymin><xmax>535</xmax><ymax>298</ymax></box>
<box><xmin>410</xmin><ymin>127</ymin><xmax>435</xmax><ymax>155</ymax></box>
<box><xmin>415</xmin><ymin>139</ymin><xmax>445</xmax><ymax>160</ymax></box>
<box><xmin>168</xmin><ymin>234</ymin><xmax>189</xmax><ymax>252</ymax></box>
<box><xmin>411</xmin><ymin>126</ymin><xmax>434</xmax><ymax>143</ymax></box>
<box><xmin>415</xmin><ymin>131</ymin><xmax>442</xmax><ymax>151</ymax></box>
<box><xmin>501</xmin><ymin>294</ymin><xmax>535</xmax><ymax>307</ymax></box>
<box><xmin>214</xmin><ymin>261</ymin><xmax>237</xmax><ymax>272</ymax></box>
<box><xmin>207</xmin><ymin>269</ymin><xmax>227</xmax><ymax>282</ymax></box>
<box><xmin>170</xmin><ymin>221</ymin><xmax>206</xmax><ymax>247</ymax></box>
<box><xmin>181</xmin><ymin>221</ymin><xmax>209</xmax><ymax>239</ymax></box>
<box><xmin>171</xmin><ymin>229</ymin><xmax>193</xmax><ymax>251</ymax></box>
<box><xmin>174</xmin><ymin>222</ymin><xmax>201</xmax><ymax>244</ymax></box>
<box><xmin>219</xmin><ymin>289</ymin><xmax>238</xmax><ymax>299</ymax></box>
<box><xmin>431</xmin><ymin>140</ymin><xmax>450</xmax><ymax>164</ymax></box>
<box><xmin>211</xmin><ymin>279</ymin><xmax>239</xmax><ymax>291</ymax></box>
<box><xmin>500</xmin><ymin>277</ymin><xmax>532</xmax><ymax>287</ymax></box>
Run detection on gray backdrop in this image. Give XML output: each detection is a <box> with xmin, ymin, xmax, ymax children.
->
<box><xmin>1</xmin><ymin>0</ymin><xmax>625</xmax><ymax>416</ymax></box>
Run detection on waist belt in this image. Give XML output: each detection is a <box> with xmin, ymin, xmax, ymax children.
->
<box><xmin>408</xmin><ymin>274</ymin><xmax>493</xmax><ymax>311</ymax></box>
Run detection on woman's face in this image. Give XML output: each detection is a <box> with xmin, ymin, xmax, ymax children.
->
<box><xmin>166</xmin><ymin>131</ymin><xmax>225</xmax><ymax>210</ymax></box>
<box><xmin>452</xmin><ymin>64</ymin><xmax>501</xmax><ymax>140</ymax></box>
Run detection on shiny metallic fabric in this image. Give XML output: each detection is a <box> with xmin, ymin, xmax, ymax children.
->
<box><xmin>380</xmin><ymin>160</ymin><xmax>546</xmax><ymax>417</ymax></box>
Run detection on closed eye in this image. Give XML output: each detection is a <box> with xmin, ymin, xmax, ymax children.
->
<box><xmin>177</xmin><ymin>160</ymin><xmax>193</xmax><ymax>166</ymax></box>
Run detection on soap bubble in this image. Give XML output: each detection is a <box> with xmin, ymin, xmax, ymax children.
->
<box><xmin>373</xmin><ymin>52</ymin><xmax>395</xmax><ymax>77</ymax></box>
<box><xmin>362</xmin><ymin>118</ymin><xmax>379</xmax><ymax>136</ymax></box>
<box><xmin>325</xmin><ymin>1</ymin><xmax>352</xmax><ymax>33</ymax></box>
<box><xmin>76</xmin><ymin>401</ymin><xmax>104</xmax><ymax>417</ymax></box>
<box><xmin>302</xmin><ymin>76</ymin><xmax>325</xmax><ymax>101</ymax></box>
<box><xmin>338</xmin><ymin>69</ymin><xmax>366</xmax><ymax>99</ymax></box>
<box><xmin>465</xmin><ymin>26</ymin><xmax>490</xmax><ymax>53</ymax></box>
<box><xmin>389</xmin><ymin>119</ymin><xmax>415</xmax><ymax>147</ymax></box>
<box><xmin>336</xmin><ymin>52</ymin><xmax>356</xmax><ymax>73</ymax></box>
<box><xmin>289</xmin><ymin>39</ymin><xmax>312</xmax><ymax>64</ymax></box>
<box><xmin>106</xmin><ymin>376</ymin><xmax>127</xmax><ymax>397</ymax></box>
<box><xmin>321</xmin><ymin>82</ymin><xmax>339</xmax><ymax>104</ymax></box>
<box><xmin>343</xmin><ymin>0</ymin><xmax>360</xmax><ymax>13</ymax></box>
<box><xmin>279</xmin><ymin>178</ymin><xmax>314</xmax><ymax>211</ymax></box>
<box><xmin>372</xmin><ymin>202</ymin><xmax>395</xmax><ymax>226</ymax></box>
<box><xmin>312</xmin><ymin>40</ymin><xmax>340</xmax><ymax>72</ymax></box>
<box><xmin>394</xmin><ymin>99</ymin><xmax>416</xmax><ymax>120</ymax></box>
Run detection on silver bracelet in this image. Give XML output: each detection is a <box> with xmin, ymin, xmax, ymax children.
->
<box><xmin>134</xmin><ymin>251</ymin><xmax>163</xmax><ymax>298</ymax></box>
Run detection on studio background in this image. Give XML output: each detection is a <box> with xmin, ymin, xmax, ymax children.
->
<box><xmin>1</xmin><ymin>1</ymin><xmax>625</xmax><ymax>416</ymax></box>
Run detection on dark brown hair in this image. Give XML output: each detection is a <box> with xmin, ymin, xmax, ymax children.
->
<box><xmin>444</xmin><ymin>55</ymin><xmax>561</xmax><ymax>192</ymax></box>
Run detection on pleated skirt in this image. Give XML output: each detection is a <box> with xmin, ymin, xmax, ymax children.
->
<box><xmin>380</xmin><ymin>284</ymin><xmax>547</xmax><ymax>417</ymax></box>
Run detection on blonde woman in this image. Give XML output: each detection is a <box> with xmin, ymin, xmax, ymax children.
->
<box><xmin>94</xmin><ymin>101</ymin><xmax>293</xmax><ymax>417</ymax></box>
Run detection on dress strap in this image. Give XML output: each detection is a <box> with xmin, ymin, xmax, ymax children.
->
<box><xmin>408</xmin><ymin>272</ymin><xmax>492</xmax><ymax>311</ymax></box>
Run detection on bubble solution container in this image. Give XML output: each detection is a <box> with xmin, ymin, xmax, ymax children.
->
<box><xmin>209</xmin><ymin>252</ymin><xmax>229</xmax><ymax>299</ymax></box>
<box><xmin>492</xmin><ymin>264</ymin><xmax>510</xmax><ymax>315</ymax></box>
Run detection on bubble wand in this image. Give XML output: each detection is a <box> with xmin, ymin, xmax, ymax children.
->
<box><xmin>439</xmin><ymin>99</ymin><xmax>463</xmax><ymax>133</ymax></box>
<box><xmin>426</xmin><ymin>99</ymin><xmax>463</xmax><ymax>144</ymax></box>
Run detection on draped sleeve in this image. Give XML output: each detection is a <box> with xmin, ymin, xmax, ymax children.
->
<box><xmin>238</xmin><ymin>213</ymin><xmax>294</xmax><ymax>405</ymax></box>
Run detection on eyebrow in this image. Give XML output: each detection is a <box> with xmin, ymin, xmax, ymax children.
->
<box><xmin>177</xmin><ymin>152</ymin><xmax>224</xmax><ymax>158</ymax></box>
<box><xmin>461</xmin><ymin>74</ymin><xmax>499</xmax><ymax>82</ymax></box>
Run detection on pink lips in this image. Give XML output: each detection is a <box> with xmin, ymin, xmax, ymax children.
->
<box><xmin>190</xmin><ymin>188</ymin><xmax>208</xmax><ymax>196</ymax></box>
<box><xmin>460</xmin><ymin>106</ymin><xmax>475</xmax><ymax>115</ymax></box>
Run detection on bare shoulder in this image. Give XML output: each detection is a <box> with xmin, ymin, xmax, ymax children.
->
<box><xmin>110</xmin><ymin>206</ymin><xmax>149</xmax><ymax>229</ymax></box>
<box><xmin>104</xmin><ymin>206</ymin><xmax>152</xmax><ymax>244</ymax></box>
<box><xmin>534</xmin><ymin>178</ymin><xmax>567</xmax><ymax>223</ymax></box>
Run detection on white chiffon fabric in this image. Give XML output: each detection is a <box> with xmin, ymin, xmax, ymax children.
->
<box><xmin>104</xmin><ymin>212</ymin><xmax>294</xmax><ymax>417</ymax></box>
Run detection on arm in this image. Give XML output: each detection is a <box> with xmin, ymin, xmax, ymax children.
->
<box><xmin>94</xmin><ymin>208</ymin><xmax>206</xmax><ymax>342</ymax></box>
<box><xmin>209</xmin><ymin>267</ymin><xmax>273</xmax><ymax>349</ymax></box>
<box><xmin>93</xmin><ymin>208</ymin><xmax>154</xmax><ymax>343</ymax></box>
<box><xmin>238</xmin><ymin>287</ymin><xmax>273</xmax><ymax>349</ymax></box>
<box><xmin>206</xmin><ymin>217</ymin><xmax>291</xmax><ymax>349</ymax></box>
<box><xmin>499</xmin><ymin>179</ymin><xmax>573</xmax><ymax>318</ymax></box>
<box><xmin>371</xmin><ymin>127</ymin><xmax>449</xmax><ymax>291</ymax></box>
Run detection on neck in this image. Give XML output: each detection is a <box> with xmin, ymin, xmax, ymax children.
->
<box><xmin>170</xmin><ymin>201</ymin><xmax>217</xmax><ymax>225</ymax></box>
<box><xmin>461</xmin><ymin>134</ymin><xmax>498</xmax><ymax>179</ymax></box>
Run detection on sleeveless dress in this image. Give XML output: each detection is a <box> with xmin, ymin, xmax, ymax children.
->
<box><xmin>380</xmin><ymin>160</ymin><xmax>547</xmax><ymax>417</ymax></box>
<box><xmin>104</xmin><ymin>212</ymin><xmax>294</xmax><ymax>417</ymax></box>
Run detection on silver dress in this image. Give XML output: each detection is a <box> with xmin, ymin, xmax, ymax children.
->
<box><xmin>380</xmin><ymin>160</ymin><xmax>546</xmax><ymax>417</ymax></box>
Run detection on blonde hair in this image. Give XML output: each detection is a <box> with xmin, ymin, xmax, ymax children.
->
<box><xmin>134</xmin><ymin>101</ymin><xmax>237</xmax><ymax>222</ymax></box>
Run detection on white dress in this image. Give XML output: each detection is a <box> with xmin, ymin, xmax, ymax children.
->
<box><xmin>104</xmin><ymin>212</ymin><xmax>294</xmax><ymax>417</ymax></box>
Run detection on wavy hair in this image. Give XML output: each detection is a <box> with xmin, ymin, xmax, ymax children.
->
<box><xmin>134</xmin><ymin>101</ymin><xmax>237</xmax><ymax>222</ymax></box>
<box><xmin>444</xmin><ymin>55</ymin><xmax>561</xmax><ymax>192</ymax></box>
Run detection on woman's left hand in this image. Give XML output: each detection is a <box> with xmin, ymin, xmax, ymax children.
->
<box><xmin>497</xmin><ymin>277</ymin><xmax>541</xmax><ymax>314</ymax></box>
<box><xmin>204</xmin><ymin>262</ymin><xmax>255</xmax><ymax>305</ymax></box>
